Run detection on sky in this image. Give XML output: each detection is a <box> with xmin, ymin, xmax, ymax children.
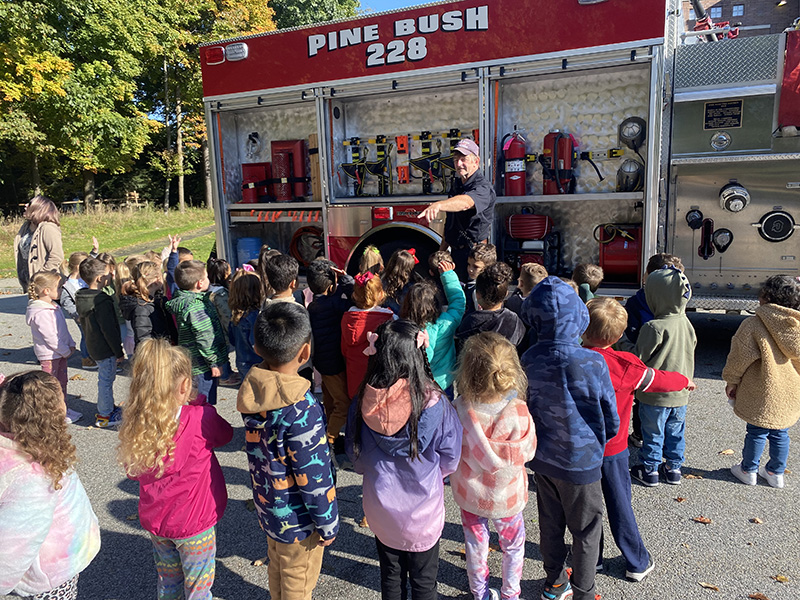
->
<box><xmin>361</xmin><ymin>0</ymin><xmax>431</xmax><ymax>14</ymax></box>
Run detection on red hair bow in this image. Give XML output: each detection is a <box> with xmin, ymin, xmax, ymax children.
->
<box><xmin>355</xmin><ymin>271</ymin><xmax>375</xmax><ymax>286</ymax></box>
<box><xmin>408</xmin><ymin>248</ymin><xmax>419</xmax><ymax>265</ymax></box>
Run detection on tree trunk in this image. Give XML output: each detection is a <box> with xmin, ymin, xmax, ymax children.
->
<box><xmin>82</xmin><ymin>170</ymin><xmax>96</xmax><ymax>209</ymax></box>
<box><xmin>202</xmin><ymin>135</ymin><xmax>213</xmax><ymax>209</ymax></box>
<box><xmin>163</xmin><ymin>57</ymin><xmax>171</xmax><ymax>214</ymax></box>
<box><xmin>176</xmin><ymin>86</ymin><xmax>185</xmax><ymax>213</ymax></box>
<box><xmin>30</xmin><ymin>153</ymin><xmax>41</xmax><ymax>196</ymax></box>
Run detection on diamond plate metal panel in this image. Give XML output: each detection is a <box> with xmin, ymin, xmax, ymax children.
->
<box><xmin>674</xmin><ymin>35</ymin><xmax>780</xmax><ymax>89</ymax></box>
<box><xmin>688</xmin><ymin>295</ymin><xmax>759</xmax><ymax>311</ymax></box>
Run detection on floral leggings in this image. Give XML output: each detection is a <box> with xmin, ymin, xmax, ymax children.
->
<box><xmin>461</xmin><ymin>509</ymin><xmax>526</xmax><ymax>600</ymax></box>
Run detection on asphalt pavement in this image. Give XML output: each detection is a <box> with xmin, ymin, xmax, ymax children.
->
<box><xmin>0</xmin><ymin>280</ymin><xmax>797</xmax><ymax>600</ymax></box>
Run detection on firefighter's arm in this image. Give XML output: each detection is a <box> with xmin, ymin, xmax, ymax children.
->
<box><xmin>420</xmin><ymin>194</ymin><xmax>475</xmax><ymax>222</ymax></box>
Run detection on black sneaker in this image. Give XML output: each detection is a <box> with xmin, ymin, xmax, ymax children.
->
<box><xmin>631</xmin><ymin>464</ymin><xmax>659</xmax><ymax>487</ymax></box>
<box><xmin>628</xmin><ymin>432</ymin><xmax>643</xmax><ymax>448</ymax></box>
<box><xmin>659</xmin><ymin>463</ymin><xmax>682</xmax><ymax>485</ymax></box>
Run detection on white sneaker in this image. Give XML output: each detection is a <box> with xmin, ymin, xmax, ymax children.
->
<box><xmin>731</xmin><ymin>463</ymin><xmax>756</xmax><ymax>486</ymax></box>
<box><xmin>487</xmin><ymin>589</ymin><xmax>500</xmax><ymax>600</ymax></box>
<box><xmin>759</xmin><ymin>465</ymin><xmax>785</xmax><ymax>489</ymax></box>
<box><xmin>65</xmin><ymin>408</ymin><xmax>83</xmax><ymax>424</ymax></box>
<box><xmin>626</xmin><ymin>556</ymin><xmax>656</xmax><ymax>582</ymax></box>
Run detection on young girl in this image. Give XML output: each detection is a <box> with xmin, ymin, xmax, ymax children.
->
<box><xmin>345</xmin><ymin>319</ymin><xmax>462</xmax><ymax>600</ymax></box>
<box><xmin>207</xmin><ymin>258</ymin><xmax>232</xmax><ymax>345</ymax></box>
<box><xmin>402</xmin><ymin>258</ymin><xmax>466</xmax><ymax>398</ymax></box>
<box><xmin>0</xmin><ymin>370</ymin><xmax>100</xmax><ymax>599</ymax></box>
<box><xmin>359</xmin><ymin>244</ymin><xmax>384</xmax><ymax>276</ymax></box>
<box><xmin>119</xmin><ymin>261</ymin><xmax>172</xmax><ymax>350</ymax></box>
<box><xmin>118</xmin><ymin>338</ymin><xmax>233</xmax><ymax>600</ymax></box>
<box><xmin>114</xmin><ymin>262</ymin><xmax>136</xmax><ymax>357</ymax></box>
<box><xmin>341</xmin><ymin>272</ymin><xmax>396</xmax><ymax>400</ymax></box>
<box><xmin>724</xmin><ymin>275</ymin><xmax>800</xmax><ymax>489</ymax></box>
<box><xmin>228</xmin><ymin>271</ymin><xmax>263</xmax><ymax>379</ymax></box>
<box><xmin>451</xmin><ymin>332</ymin><xmax>536</xmax><ymax>600</ymax></box>
<box><xmin>257</xmin><ymin>246</ymin><xmax>282</xmax><ymax>306</ymax></box>
<box><xmin>25</xmin><ymin>271</ymin><xmax>79</xmax><ymax>422</ymax></box>
<box><xmin>60</xmin><ymin>251</ymin><xmax>94</xmax><ymax>369</ymax></box>
<box><xmin>382</xmin><ymin>249</ymin><xmax>420</xmax><ymax>315</ymax></box>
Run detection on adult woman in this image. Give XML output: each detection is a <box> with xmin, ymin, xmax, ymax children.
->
<box><xmin>13</xmin><ymin>196</ymin><xmax>64</xmax><ymax>291</ymax></box>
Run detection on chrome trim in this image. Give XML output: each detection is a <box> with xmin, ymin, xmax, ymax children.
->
<box><xmin>672</xmin><ymin>153</ymin><xmax>800</xmax><ymax>165</ymax></box>
<box><xmin>204</xmin><ymin>102</ymin><xmax>231</xmax><ymax>262</ymax></box>
<box><xmin>673</xmin><ymin>85</ymin><xmax>777</xmax><ymax>103</ymax></box>
<box><xmin>643</xmin><ymin>44</ymin><xmax>663</xmax><ymax>268</ymax></box>
<box><xmin>344</xmin><ymin>221</ymin><xmax>443</xmax><ymax>268</ymax></box>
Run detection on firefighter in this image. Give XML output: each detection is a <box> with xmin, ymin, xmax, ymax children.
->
<box><xmin>420</xmin><ymin>138</ymin><xmax>496</xmax><ymax>282</ymax></box>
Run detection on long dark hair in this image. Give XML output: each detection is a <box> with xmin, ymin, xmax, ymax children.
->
<box><xmin>353</xmin><ymin>319</ymin><xmax>438</xmax><ymax>460</ymax></box>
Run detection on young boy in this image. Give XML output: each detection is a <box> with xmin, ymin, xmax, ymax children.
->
<box><xmin>583</xmin><ymin>297</ymin><xmax>695</xmax><ymax>581</ymax></box>
<box><xmin>238</xmin><ymin>302</ymin><xmax>338</xmax><ymax>599</ymax></box>
<box><xmin>520</xmin><ymin>276</ymin><xmax>618</xmax><ymax>600</ymax></box>
<box><xmin>306</xmin><ymin>258</ymin><xmax>355</xmax><ymax>447</ymax></box>
<box><xmin>76</xmin><ymin>257</ymin><xmax>124</xmax><ymax>427</ymax></box>
<box><xmin>505</xmin><ymin>262</ymin><xmax>548</xmax><ymax>316</ymax></box>
<box><xmin>456</xmin><ymin>262</ymin><xmax>526</xmax><ymax>352</ymax></box>
<box><xmin>163</xmin><ymin>234</ymin><xmax>193</xmax><ymax>297</ymax></box>
<box><xmin>165</xmin><ymin>260</ymin><xmax>229</xmax><ymax>405</ymax></box>
<box><xmin>464</xmin><ymin>242</ymin><xmax>497</xmax><ymax>314</ymax></box>
<box><xmin>427</xmin><ymin>249</ymin><xmax>454</xmax><ymax>306</ymax></box>
<box><xmin>265</xmin><ymin>254</ymin><xmax>300</xmax><ymax>303</ymax></box>
<box><xmin>573</xmin><ymin>263</ymin><xmax>603</xmax><ymax>303</ymax></box>
<box><xmin>629</xmin><ymin>266</ymin><xmax>697</xmax><ymax>487</ymax></box>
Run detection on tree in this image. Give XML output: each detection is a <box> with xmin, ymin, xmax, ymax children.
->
<box><xmin>269</xmin><ymin>0</ymin><xmax>360</xmax><ymax>29</ymax></box>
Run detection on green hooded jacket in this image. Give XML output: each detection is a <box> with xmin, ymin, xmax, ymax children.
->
<box><xmin>633</xmin><ymin>267</ymin><xmax>696</xmax><ymax>408</ymax></box>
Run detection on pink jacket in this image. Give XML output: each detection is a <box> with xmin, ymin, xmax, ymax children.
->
<box><xmin>450</xmin><ymin>394</ymin><xmax>537</xmax><ymax>519</ymax></box>
<box><xmin>25</xmin><ymin>300</ymin><xmax>75</xmax><ymax>361</ymax></box>
<box><xmin>134</xmin><ymin>398</ymin><xmax>233</xmax><ymax>539</ymax></box>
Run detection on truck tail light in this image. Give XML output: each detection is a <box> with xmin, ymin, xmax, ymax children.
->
<box><xmin>206</xmin><ymin>47</ymin><xmax>225</xmax><ymax>65</ymax></box>
<box><xmin>372</xmin><ymin>207</ymin><xmax>393</xmax><ymax>220</ymax></box>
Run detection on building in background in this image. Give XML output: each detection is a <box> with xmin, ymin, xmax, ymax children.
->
<box><xmin>683</xmin><ymin>0</ymin><xmax>799</xmax><ymax>37</ymax></box>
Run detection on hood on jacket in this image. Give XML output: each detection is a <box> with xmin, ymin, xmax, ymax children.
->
<box><xmin>757</xmin><ymin>303</ymin><xmax>800</xmax><ymax>360</ymax></box>
<box><xmin>237</xmin><ymin>364</ymin><xmax>310</xmax><ymax>418</ymax></box>
<box><xmin>520</xmin><ymin>276</ymin><xmax>588</xmax><ymax>343</ymax></box>
<box><xmin>644</xmin><ymin>266</ymin><xmax>691</xmax><ymax>318</ymax></box>
<box><xmin>361</xmin><ymin>379</ymin><xmax>412</xmax><ymax>436</ymax></box>
<box><xmin>25</xmin><ymin>299</ymin><xmax>57</xmax><ymax>321</ymax></box>
<box><xmin>342</xmin><ymin>307</ymin><xmax>394</xmax><ymax>346</ymax></box>
<box><xmin>456</xmin><ymin>308</ymin><xmax>525</xmax><ymax>342</ymax></box>
<box><xmin>119</xmin><ymin>294</ymin><xmax>147</xmax><ymax>319</ymax></box>
<box><xmin>455</xmin><ymin>396</ymin><xmax>536</xmax><ymax>475</ymax></box>
<box><xmin>360</xmin><ymin>383</ymin><xmax>444</xmax><ymax>458</ymax></box>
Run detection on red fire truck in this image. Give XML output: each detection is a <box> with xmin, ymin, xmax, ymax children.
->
<box><xmin>199</xmin><ymin>0</ymin><xmax>800</xmax><ymax>310</ymax></box>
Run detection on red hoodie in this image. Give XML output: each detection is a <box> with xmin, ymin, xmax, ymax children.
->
<box><xmin>341</xmin><ymin>307</ymin><xmax>396</xmax><ymax>399</ymax></box>
<box><xmin>590</xmin><ymin>347</ymin><xmax>689</xmax><ymax>457</ymax></box>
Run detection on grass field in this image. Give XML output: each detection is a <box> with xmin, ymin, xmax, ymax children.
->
<box><xmin>0</xmin><ymin>205</ymin><xmax>216</xmax><ymax>278</ymax></box>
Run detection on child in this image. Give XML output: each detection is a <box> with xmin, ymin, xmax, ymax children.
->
<box><xmin>237</xmin><ymin>302</ymin><xmax>338</xmax><ymax>600</ymax></box>
<box><xmin>505</xmin><ymin>262</ymin><xmax>548</xmax><ymax>316</ymax></box>
<box><xmin>451</xmin><ymin>332</ymin><xmax>536</xmax><ymax>600</ymax></box>
<box><xmin>76</xmin><ymin>257</ymin><xmax>125</xmax><ymax>427</ymax></box>
<box><xmin>465</xmin><ymin>242</ymin><xmax>497</xmax><ymax>315</ymax></box>
<box><xmin>629</xmin><ymin>266</ymin><xmax>696</xmax><ymax>487</ymax></box>
<box><xmin>359</xmin><ymin>244</ymin><xmax>384</xmax><ymax>275</ymax></box>
<box><xmin>520</xmin><ymin>276</ymin><xmax>618</xmax><ymax>600</ymax></box>
<box><xmin>119</xmin><ymin>339</ymin><xmax>233</xmax><ymax>600</ymax></box>
<box><xmin>341</xmin><ymin>272</ymin><xmax>396</xmax><ymax>400</ymax></box>
<box><xmin>166</xmin><ymin>260</ymin><xmax>229</xmax><ymax>406</ymax></box>
<box><xmin>60</xmin><ymin>251</ymin><xmax>95</xmax><ymax>369</ymax></box>
<box><xmin>257</xmin><ymin>246</ymin><xmax>282</xmax><ymax>304</ymax></box>
<box><xmin>162</xmin><ymin>234</ymin><xmax>193</xmax><ymax>297</ymax></box>
<box><xmin>228</xmin><ymin>271</ymin><xmax>263</xmax><ymax>379</ymax></box>
<box><xmin>307</xmin><ymin>258</ymin><xmax>355</xmax><ymax>445</ymax></box>
<box><xmin>583</xmin><ymin>297</ymin><xmax>695</xmax><ymax>580</ymax></box>
<box><xmin>119</xmin><ymin>261</ymin><xmax>172</xmax><ymax>349</ymax></box>
<box><xmin>724</xmin><ymin>275</ymin><xmax>800</xmax><ymax>489</ymax></box>
<box><xmin>456</xmin><ymin>262</ymin><xmax>526</xmax><ymax>351</ymax></box>
<box><xmin>264</xmin><ymin>254</ymin><xmax>300</xmax><ymax>303</ymax></box>
<box><xmin>427</xmin><ymin>249</ymin><xmax>453</xmax><ymax>305</ymax></box>
<box><xmin>382</xmin><ymin>249</ymin><xmax>419</xmax><ymax>315</ymax></box>
<box><xmin>623</xmin><ymin>253</ymin><xmax>684</xmax><ymax>347</ymax></box>
<box><xmin>346</xmin><ymin>319</ymin><xmax>462</xmax><ymax>600</ymax></box>
<box><xmin>402</xmin><ymin>258</ymin><xmax>466</xmax><ymax>398</ymax></box>
<box><xmin>25</xmin><ymin>271</ymin><xmax>79</xmax><ymax>421</ymax></box>
<box><xmin>573</xmin><ymin>263</ymin><xmax>603</xmax><ymax>303</ymax></box>
<box><xmin>0</xmin><ymin>370</ymin><xmax>100</xmax><ymax>599</ymax></box>
<box><xmin>207</xmin><ymin>258</ymin><xmax>232</xmax><ymax>346</ymax></box>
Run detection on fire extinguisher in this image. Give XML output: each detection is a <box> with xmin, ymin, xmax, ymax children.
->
<box><xmin>502</xmin><ymin>132</ymin><xmax>528</xmax><ymax>196</ymax></box>
<box><xmin>540</xmin><ymin>130</ymin><xmax>577</xmax><ymax>195</ymax></box>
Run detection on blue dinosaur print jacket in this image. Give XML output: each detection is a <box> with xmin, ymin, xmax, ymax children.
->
<box><xmin>237</xmin><ymin>365</ymin><xmax>339</xmax><ymax>544</ymax></box>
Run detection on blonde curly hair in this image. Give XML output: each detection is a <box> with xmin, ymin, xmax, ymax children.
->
<box><xmin>455</xmin><ymin>332</ymin><xmax>528</xmax><ymax>404</ymax></box>
<box><xmin>118</xmin><ymin>338</ymin><xmax>192</xmax><ymax>478</ymax></box>
<box><xmin>0</xmin><ymin>371</ymin><xmax>77</xmax><ymax>490</ymax></box>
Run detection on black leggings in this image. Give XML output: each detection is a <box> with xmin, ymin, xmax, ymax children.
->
<box><xmin>375</xmin><ymin>537</ymin><xmax>439</xmax><ymax>600</ymax></box>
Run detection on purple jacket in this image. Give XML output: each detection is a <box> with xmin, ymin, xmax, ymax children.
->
<box><xmin>345</xmin><ymin>381</ymin><xmax>462</xmax><ymax>552</ymax></box>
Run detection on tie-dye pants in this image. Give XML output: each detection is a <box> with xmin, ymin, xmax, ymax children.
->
<box><xmin>150</xmin><ymin>526</ymin><xmax>216</xmax><ymax>600</ymax></box>
<box><xmin>461</xmin><ymin>509</ymin><xmax>525</xmax><ymax>600</ymax></box>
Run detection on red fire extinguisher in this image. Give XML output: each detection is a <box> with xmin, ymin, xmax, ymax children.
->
<box><xmin>503</xmin><ymin>132</ymin><xmax>528</xmax><ymax>196</ymax></box>
<box><xmin>540</xmin><ymin>130</ymin><xmax>577</xmax><ymax>195</ymax></box>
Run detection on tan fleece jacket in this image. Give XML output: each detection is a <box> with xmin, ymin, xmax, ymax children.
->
<box><xmin>722</xmin><ymin>303</ymin><xmax>800</xmax><ymax>430</ymax></box>
<box><xmin>236</xmin><ymin>364</ymin><xmax>311</xmax><ymax>415</ymax></box>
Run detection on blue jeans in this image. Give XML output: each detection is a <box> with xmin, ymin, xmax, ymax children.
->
<box><xmin>194</xmin><ymin>371</ymin><xmax>218</xmax><ymax>405</ymax></box>
<box><xmin>742</xmin><ymin>424</ymin><xmax>790</xmax><ymax>474</ymax></box>
<box><xmin>638</xmin><ymin>403</ymin><xmax>687</xmax><ymax>471</ymax></box>
<box><xmin>78</xmin><ymin>326</ymin><xmax>89</xmax><ymax>359</ymax></box>
<box><xmin>96</xmin><ymin>357</ymin><xmax>117</xmax><ymax>416</ymax></box>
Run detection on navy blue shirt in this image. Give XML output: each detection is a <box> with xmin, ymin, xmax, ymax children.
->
<box><xmin>444</xmin><ymin>170</ymin><xmax>496</xmax><ymax>249</ymax></box>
